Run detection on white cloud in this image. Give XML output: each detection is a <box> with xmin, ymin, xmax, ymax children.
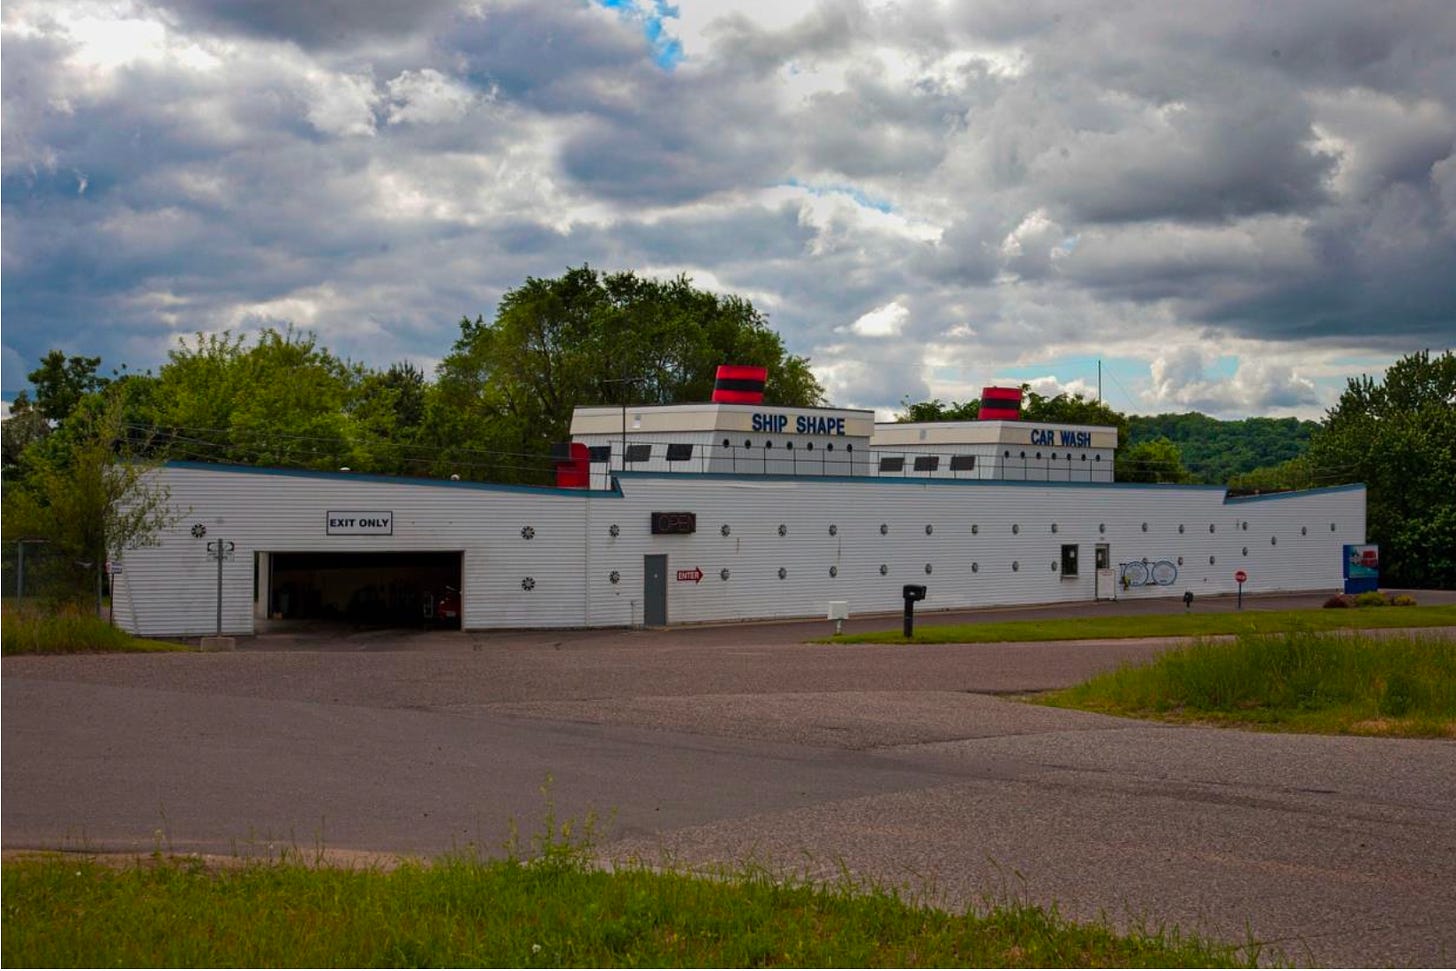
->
<box><xmin>846</xmin><ymin>300</ymin><xmax>908</xmax><ymax>337</ymax></box>
<box><xmin>303</xmin><ymin>70</ymin><xmax>380</xmax><ymax>137</ymax></box>
<box><xmin>386</xmin><ymin>69</ymin><xmax>482</xmax><ymax>126</ymax></box>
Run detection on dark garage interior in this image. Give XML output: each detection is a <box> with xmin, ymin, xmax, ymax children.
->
<box><xmin>267</xmin><ymin>551</ymin><xmax>462</xmax><ymax>627</ymax></box>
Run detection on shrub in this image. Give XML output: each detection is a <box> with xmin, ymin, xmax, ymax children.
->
<box><xmin>1354</xmin><ymin>591</ymin><xmax>1387</xmax><ymax>608</ymax></box>
<box><xmin>1324</xmin><ymin>594</ymin><xmax>1350</xmax><ymax>608</ymax></box>
<box><xmin>1389</xmin><ymin>594</ymin><xmax>1418</xmax><ymax>607</ymax></box>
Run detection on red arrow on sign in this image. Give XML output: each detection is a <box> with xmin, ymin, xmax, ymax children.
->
<box><xmin>1234</xmin><ymin>569</ymin><xmax>1248</xmax><ymax>584</ymax></box>
<box><xmin>676</xmin><ymin>567</ymin><xmax>704</xmax><ymax>584</ymax></box>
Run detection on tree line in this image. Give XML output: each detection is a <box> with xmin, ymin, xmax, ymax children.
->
<box><xmin>2</xmin><ymin>261</ymin><xmax>1451</xmax><ymax>593</ymax></box>
<box><xmin>894</xmin><ymin>350</ymin><xmax>1455</xmax><ymax>588</ymax></box>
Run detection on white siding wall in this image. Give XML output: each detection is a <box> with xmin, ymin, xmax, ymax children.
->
<box><xmin>115</xmin><ymin>464</ymin><xmax>1366</xmax><ymax>636</ymax></box>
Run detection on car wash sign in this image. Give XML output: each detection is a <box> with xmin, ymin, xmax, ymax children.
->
<box><xmin>327</xmin><ymin>510</ymin><xmax>394</xmax><ymax>535</ymax></box>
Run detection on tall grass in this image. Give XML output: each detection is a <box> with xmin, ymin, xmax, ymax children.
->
<box><xmin>1039</xmin><ymin>629</ymin><xmax>1456</xmax><ymax>737</ymax></box>
<box><xmin>2</xmin><ymin>852</ymin><xmax>1256</xmax><ymax>968</ymax></box>
<box><xmin>832</xmin><ymin>604</ymin><xmax>1456</xmax><ymax>644</ymax></box>
<box><xmin>1</xmin><ymin>601</ymin><xmax>186</xmax><ymax>655</ymax></box>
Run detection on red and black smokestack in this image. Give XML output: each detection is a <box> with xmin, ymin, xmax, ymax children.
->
<box><xmin>978</xmin><ymin>386</ymin><xmax>1022</xmax><ymax>420</ymax></box>
<box><xmin>712</xmin><ymin>365</ymin><xmax>767</xmax><ymax>404</ymax></box>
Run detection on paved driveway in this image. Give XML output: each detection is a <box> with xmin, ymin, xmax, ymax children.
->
<box><xmin>5</xmin><ymin>599</ymin><xmax>1454</xmax><ymax>966</ymax></box>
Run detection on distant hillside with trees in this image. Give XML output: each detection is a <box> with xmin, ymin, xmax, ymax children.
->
<box><xmin>1124</xmin><ymin>414</ymin><xmax>1318</xmax><ymax>485</ymax></box>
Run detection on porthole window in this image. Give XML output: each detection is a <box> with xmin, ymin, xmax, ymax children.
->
<box><xmin>879</xmin><ymin>564</ymin><xmax>889</xmax><ymax>575</ymax></box>
<box><xmin>1242</xmin><ymin>547</ymin><xmax>1249</xmax><ymax>556</ymax></box>
<box><xmin>609</xmin><ymin>524</ymin><xmax>620</xmax><ymax>538</ymax></box>
<box><xmin>609</xmin><ymin>571</ymin><xmax>620</xmax><ymax>584</ymax></box>
<box><xmin>880</xmin><ymin>523</ymin><xmax>889</xmax><ymax>535</ymax></box>
<box><xmin>723</xmin><ymin>438</ymin><xmax>731</xmax><ymax>448</ymax></box>
<box><xmin>1330</xmin><ymin>523</ymin><xmax>1337</xmax><ymax>532</ymax></box>
<box><xmin>1035</xmin><ymin>452</ymin><xmax>1042</xmax><ymax>460</ymax></box>
<box><xmin>924</xmin><ymin>563</ymin><xmax>933</xmax><ymax>574</ymax></box>
<box><xmin>721</xmin><ymin>524</ymin><xmax>731</xmax><ymax>537</ymax></box>
<box><xmin>1178</xmin><ymin>524</ymin><xmax>1185</xmax><ymax>534</ymax></box>
<box><xmin>846</xmin><ymin>444</ymin><xmax>853</xmax><ymax>452</ymax></box>
<box><xmin>1012</xmin><ymin>561</ymin><xmax>1020</xmax><ymax>572</ymax></box>
<box><xmin>1098</xmin><ymin>523</ymin><xmax>1106</xmax><ymax>534</ymax></box>
<box><xmin>720</xmin><ymin>568</ymin><xmax>730</xmax><ymax>581</ymax></box>
<box><xmin>777</xmin><ymin>567</ymin><xmax>787</xmax><ymax>580</ymax></box>
<box><xmin>1301</xmin><ymin>526</ymin><xmax>1308</xmax><ymax>536</ymax></box>
<box><xmin>786</xmin><ymin>441</ymin><xmax>794</xmax><ymax>450</ymax></box>
<box><xmin>765</xmin><ymin>440</ymin><xmax>773</xmax><ymax>449</ymax></box>
<box><xmin>1095</xmin><ymin>455</ymin><xmax>1102</xmax><ymax>461</ymax></box>
<box><xmin>1004</xmin><ymin>450</ymin><xmax>1011</xmax><ymax>458</ymax></box>
<box><xmin>1209</xmin><ymin>556</ymin><xmax>1216</xmax><ymax>565</ymax></box>
<box><xmin>829</xmin><ymin>565</ymin><xmax>838</xmax><ymax>577</ymax></box>
<box><xmin>828</xmin><ymin>524</ymin><xmax>838</xmax><ymax>536</ymax></box>
<box><xmin>1141</xmin><ymin>522</ymin><xmax>1149</xmax><ymax>532</ymax></box>
<box><xmin>744</xmin><ymin>439</ymin><xmax>752</xmax><ymax>448</ymax></box>
<box><xmin>1051</xmin><ymin>452</ymin><xmax>1057</xmax><ymax>460</ymax></box>
<box><xmin>925</xmin><ymin>524</ymin><xmax>934</xmax><ymax>535</ymax></box>
<box><xmin>972</xmin><ymin>524</ymin><xmax>979</xmax><ymax>535</ymax></box>
<box><xmin>826</xmin><ymin>442</ymin><xmax>834</xmax><ymax>451</ymax></box>
<box><xmin>1177</xmin><ymin>556</ymin><xmax>1184</xmax><ymax>566</ymax></box>
<box><xmin>1050</xmin><ymin>523</ymin><xmax>1058</xmax><ymax>534</ymax></box>
<box><xmin>806</xmin><ymin>442</ymin><xmax>814</xmax><ymax>451</ymax></box>
<box><xmin>971</xmin><ymin>562</ymin><xmax>979</xmax><ymax>573</ymax></box>
<box><xmin>1271</xmin><ymin>536</ymin><xmax>1278</xmax><ymax>546</ymax></box>
<box><xmin>1081</xmin><ymin>454</ymin><xmax>1087</xmax><ymax>461</ymax></box>
<box><xmin>777</xmin><ymin>524</ymin><xmax>787</xmax><ymax>537</ymax></box>
<box><xmin>1012</xmin><ymin>524</ymin><xmax>1020</xmax><ymax>534</ymax></box>
<box><xmin>1242</xmin><ymin>521</ymin><xmax>1249</xmax><ymax>531</ymax></box>
<box><xmin>1050</xmin><ymin>561</ymin><xmax>1058</xmax><ymax>571</ymax></box>
<box><xmin>1020</xmin><ymin>451</ymin><xmax>1026</xmax><ymax>459</ymax></box>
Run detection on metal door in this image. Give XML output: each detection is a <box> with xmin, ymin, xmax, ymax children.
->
<box><xmin>644</xmin><ymin>554</ymin><xmax>668</xmax><ymax>626</ymax></box>
<box><xmin>1094</xmin><ymin>543</ymin><xmax>1113</xmax><ymax>600</ymax></box>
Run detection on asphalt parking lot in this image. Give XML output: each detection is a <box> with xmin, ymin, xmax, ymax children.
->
<box><xmin>5</xmin><ymin>591</ymin><xmax>1454</xmax><ymax>966</ymax></box>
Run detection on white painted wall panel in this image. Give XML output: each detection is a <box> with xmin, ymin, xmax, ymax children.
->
<box><xmin>116</xmin><ymin>464</ymin><xmax>1365</xmax><ymax>636</ymax></box>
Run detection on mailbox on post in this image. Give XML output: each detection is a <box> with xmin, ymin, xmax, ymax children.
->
<box><xmin>902</xmin><ymin>584</ymin><xmax>927</xmax><ymax>638</ymax></box>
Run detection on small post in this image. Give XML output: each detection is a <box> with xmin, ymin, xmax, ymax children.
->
<box><xmin>215</xmin><ymin>540</ymin><xmax>224</xmax><ymax>635</ymax></box>
<box><xmin>1183</xmin><ymin>590</ymin><xmax>1194</xmax><ymax>611</ymax></box>
<box><xmin>901</xmin><ymin>585</ymin><xmax>926</xmax><ymax>639</ymax></box>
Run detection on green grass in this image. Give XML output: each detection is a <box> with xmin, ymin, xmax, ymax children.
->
<box><xmin>1036</xmin><ymin>629</ymin><xmax>1456</xmax><ymax>737</ymax></box>
<box><xmin>828</xmin><ymin>604</ymin><xmax>1456</xmax><ymax>645</ymax></box>
<box><xmin>1</xmin><ymin>851</ymin><xmax>1256</xmax><ymax>968</ymax></box>
<box><xmin>1</xmin><ymin>602</ymin><xmax>188</xmax><ymax>655</ymax></box>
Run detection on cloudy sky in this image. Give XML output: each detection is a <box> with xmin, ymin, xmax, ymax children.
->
<box><xmin>4</xmin><ymin>0</ymin><xmax>1454</xmax><ymax>419</ymax></box>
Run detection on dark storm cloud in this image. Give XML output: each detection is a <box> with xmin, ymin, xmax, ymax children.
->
<box><xmin>4</xmin><ymin>0</ymin><xmax>1454</xmax><ymax>414</ymax></box>
<box><xmin>159</xmin><ymin>0</ymin><xmax>459</xmax><ymax>48</ymax></box>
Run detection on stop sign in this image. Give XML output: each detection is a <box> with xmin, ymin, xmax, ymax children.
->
<box><xmin>1234</xmin><ymin>569</ymin><xmax>1248</xmax><ymax>584</ymax></box>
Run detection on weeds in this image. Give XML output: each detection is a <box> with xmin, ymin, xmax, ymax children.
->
<box><xmin>830</xmin><ymin>603</ymin><xmax>1456</xmax><ymax>645</ymax></box>
<box><xmin>1</xmin><ymin>600</ymin><xmax>186</xmax><ymax>655</ymax></box>
<box><xmin>1037</xmin><ymin>629</ymin><xmax>1456</xmax><ymax>736</ymax></box>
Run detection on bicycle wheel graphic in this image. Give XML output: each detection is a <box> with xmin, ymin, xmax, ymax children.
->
<box><xmin>1121</xmin><ymin>561</ymin><xmax>1150</xmax><ymax>587</ymax></box>
<box><xmin>1151</xmin><ymin>560</ymin><xmax>1178</xmax><ymax>585</ymax></box>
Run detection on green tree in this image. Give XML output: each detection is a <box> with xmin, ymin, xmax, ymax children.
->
<box><xmin>347</xmin><ymin>362</ymin><xmax>428</xmax><ymax>475</ymax></box>
<box><xmin>27</xmin><ymin>350</ymin><xmax>107</xmax><ymax>424</ymax></box>
<box><xmin>2</xmin><ymin>392</ymin><xmax>52</xmax><ymax>476</ymax></box>
<box><xmin>3</xmin><ymin>388</ymin><xmax>174</xmax><ymax>605</ymax></box>
<box><xmin>1307</xmin><ymin>349</ymin><xmax>1456</xmax><ymax>588</ymax></box>
<box><xmin>1116</xmin><ymin>436</ymin><xmax>1192</xmax><ymax>483</ymax></box>
<box><xmin>139</xmin><ymin>328</ymin><xmax>357</xmax><ymax>470</ymax></box>
<box><xmin>425</xmin><ymin>266</ymin><xmax>824</xmax><ymax>482</ymax></box>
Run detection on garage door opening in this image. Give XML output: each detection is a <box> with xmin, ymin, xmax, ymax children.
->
<box><xmin>267</xmin><ymin>551</ymin><xmax>462</xmax><ymax>628</ymax></box>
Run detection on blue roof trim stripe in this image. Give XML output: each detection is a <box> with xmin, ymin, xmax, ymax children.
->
<box><xmin>1224</xmin><ymin>482</ymin><xmax>1365</xmax><ymax>503</ymax></box>
<box><xmin>163</xmin><ymin>461</ymin><xmax>623</xmax><ymax>498</ymax></box>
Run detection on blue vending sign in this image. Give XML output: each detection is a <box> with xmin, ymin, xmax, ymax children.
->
<box><xmin>1343</xmin><ymin>544</ymin><xmax>1380</xmax><ymax>594</ymax></box>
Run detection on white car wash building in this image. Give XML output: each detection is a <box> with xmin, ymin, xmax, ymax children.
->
<box><xmin>112</xmin><ymin>375</ymin><xmax>1366</xmax><ymax>637</ymax></box>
